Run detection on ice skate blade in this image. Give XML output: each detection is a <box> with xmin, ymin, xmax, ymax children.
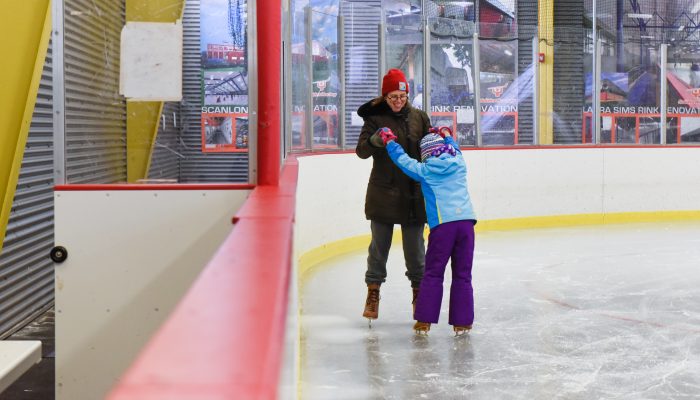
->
<box><xmin>453</xmin><ymin>326</ymin><xmax>471</xmax><ymax>337</ymax></box>
<box><xmin>413</xmin><ymin>321</ymin><xmax>431</xmax><ymax>335</ymax></box>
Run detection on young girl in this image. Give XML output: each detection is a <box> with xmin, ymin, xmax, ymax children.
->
<box><xmin>373</xmin><ymin>126</ymin><xmax>477</xmax><ymax>335</ymax></box>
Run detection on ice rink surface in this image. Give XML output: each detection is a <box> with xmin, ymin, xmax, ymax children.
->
<box><xmin>300</xmin><ymin>222</ymin><xmax>700</xmax><ymax>399</ymax></box>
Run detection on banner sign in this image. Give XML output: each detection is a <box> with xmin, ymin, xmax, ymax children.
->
<box><xmin>200</xmin><ymin>0</ymin><xmax>248</xmax><ymax>152</ymax></box>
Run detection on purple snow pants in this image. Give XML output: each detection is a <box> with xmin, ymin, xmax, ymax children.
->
<box><xmin>413</xmin><ymin>219</ymin><xmax>475</xmax><ymax>326</ymax></box>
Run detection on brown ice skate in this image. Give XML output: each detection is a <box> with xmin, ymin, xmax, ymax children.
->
<box><xmin>413</xmin><ymin>321</ymin><xmax>431</xmax><ymax>335</ymax></box>
<box><xmin>363</xmin><ymin>284</ymin><xmax>381</xmax><ymax>325</ymax></box>
<box><xmin>453</xmin><ymin>325</ymin><xmax>472</xmax><ymax>336</ymax></box>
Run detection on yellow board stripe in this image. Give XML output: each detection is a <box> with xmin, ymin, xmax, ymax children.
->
<box><xmin>298</xmin><ymin>210</ymin><xmax>700</xmax><ymax>274</ymax></box>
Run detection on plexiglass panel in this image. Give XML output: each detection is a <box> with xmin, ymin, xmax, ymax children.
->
<box><xmin>550</xmin><ymin>26</ymin><xmax>588</xmax><ymax>145</ymax></box>
<box><xmin>513</xmin><ymin>29</ymin><xmax>537</xmax><ymax>146</ymax></box>
<box><xmin>310</xmin><ymin>8</ymin><xmax>341</xmax><ymax>149</ymax></box>
<box><xmin>291</xmin><ymin>2</ymin><xmax>311</xmax><ymax>151</ymax></box>
<box><xmin>384</xmin><ymin>0</ymin><xmax>424</xmax><ymax>115</ymax></box>
<box><xmin>428</xmin><ymin>16</ymin><xmax>477</xmax><ymax>146</ymax></box>
<box><xmin>583</xmin><ymin>27</ymin><xmax>594</xmax><ymax>144</ymax></box>
<box><xmin>285</xmin><ymin>0</ymin><xmax>700</xmax><ymax>150</ymax></box>
<box><xmin>667</xmin><ymin>49</ymin><xmax>700</xmax><ymax>143</ymax></box>
<box><xmin>339</xmin><ymin>1</ymin><xmax>381</xmax><ymax>147</ymax></box>
<box><xmin>58</xmin><ymin>0</ymin><xmax>253</xmax><ymax>184</ymax></box>
<box><xmin>599</xmin><ymin>33</ymin><xmax>662</xmax><ymax>144</ymax></box>
<box><xmin>478</xmin><ymin>22</ymin><xmax>518</xmax><ymax>146</ymax></box>
<box><xmin>289</xmin><ymin>3</ymin><xmax>343</xmax><ymax>152</ymax></box>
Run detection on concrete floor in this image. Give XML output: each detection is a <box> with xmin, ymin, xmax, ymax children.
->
<box><xmin>2</xmin><ymin>309</ymin><xmax>54</xmax><ymax>400</ymax></box>
<box><xmin>299</xmin><ymin>222</ymin><xmax>700</xmax><ymax>399</ymax></box>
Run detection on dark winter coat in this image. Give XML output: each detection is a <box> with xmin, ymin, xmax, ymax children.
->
<box><xmin>355</xmin><ymin>99</ymin><xmax>431</xmax><ymax>224</ymax></box>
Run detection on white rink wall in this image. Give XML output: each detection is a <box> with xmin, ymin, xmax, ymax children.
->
<box><xmin>295</xmin><ymin>148</ymin><xmax>700</xmax><ymax>256</ymax></box>
<box><xmin>54</xmin><ymin>189</ymin><xmax>250</xmax><ymax>400</ymax></box>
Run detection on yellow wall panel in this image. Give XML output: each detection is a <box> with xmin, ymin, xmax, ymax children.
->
<box><xmin>538</xmin><ymin>0</ymin><xmax>554</xmax><ymax>144</ymax></box>
<box><xmin>0</xmin><ymin>1</ymin><xmax>51</xmax><ymax>253</ymax></box>
<box><xmin>126</xmin><ymin>0</ymin><xmax>184</xmax><ymax>22</ymax></box>
<box><xmin>127</xmin><ymin>102</ymin><xmax>163</xmax><ymax>182</ymax></box>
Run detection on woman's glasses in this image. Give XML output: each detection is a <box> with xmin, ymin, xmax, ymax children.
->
<box><xmin>387</xmin><ymin>94</ymin><xmax>408</xmax><ymax>101</ymax></box>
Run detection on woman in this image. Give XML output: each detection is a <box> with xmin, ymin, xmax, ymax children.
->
<box><xmin>355</xmin><ymin>68</ymin><xmax>432</xmax><ymax>322</ymax></box>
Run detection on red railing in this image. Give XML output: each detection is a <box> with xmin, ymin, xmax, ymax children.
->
<box><xmin>106</xmin><ymin>158</ymin><xmax>298</xmax><ymax>400</ymax></box>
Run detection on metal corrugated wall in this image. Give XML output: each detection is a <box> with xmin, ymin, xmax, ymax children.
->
<box><xmin>517</xmin><ymin>0</ymin><xmax>536</xmax><ymax>143</ymax></box>
<box><xmin>63</xmin><ymin>0</ymin><xmax>127</xmax><ymax>183</ymax></box>
<box><xmin>341</xmin><ymin>0</ymin><xmax>381</xmax><ymax>147</ymax></box>
<box><xmin>180</xmin><ymin>0</ymin><xmax>248</xmax><ymax>183</ymax></box>
<box><xmin>148</xmin><ymin>102</ymin><xmax>181</xmax><ymax>180</ymax></box>
<box><xmin>0</xmin><ymin>44</ymin><xmax>55</xmax><ymax>338</ymax></box>
<box><xmin>553</xmin><ymin>0</ymin><xmax>585</xmax><ymax>143</ymax></box>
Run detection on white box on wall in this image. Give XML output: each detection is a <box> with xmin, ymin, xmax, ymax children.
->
<box><xmin>119</xmin><ymin>20</ymin><xmax>183</xmax><ymax>101</ymax></box>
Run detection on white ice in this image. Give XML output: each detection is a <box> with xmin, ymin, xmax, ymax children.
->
<box><xmin>299</xmin><ymin>222</ymin><xmax>700</xmax><ymax>399</ymax></box>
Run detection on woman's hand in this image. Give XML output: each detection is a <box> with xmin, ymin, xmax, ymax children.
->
<box><xmin>370</xmin><ymin>127</ymin><xmax>397</xmax><ymax>147</ymax></box>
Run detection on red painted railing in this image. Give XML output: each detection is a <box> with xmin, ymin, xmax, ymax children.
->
<box><xmin>106</xmin><ymin>157</ymin><xmax>298</xmax><ymax>400</ymax></box>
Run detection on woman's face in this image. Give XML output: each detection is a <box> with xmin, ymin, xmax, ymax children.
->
<box><xmin>385</xmin><ymin>90</ymin><xmax>408</xmax><ymax>112</ymax></box>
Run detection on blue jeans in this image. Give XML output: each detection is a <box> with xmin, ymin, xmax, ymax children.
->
<box><xmin>365</xmin><ymin>220</ymin><xmax>425</xmax><ymax>288</ymax></box>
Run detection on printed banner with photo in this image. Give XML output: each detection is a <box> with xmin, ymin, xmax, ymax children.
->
<box><xmin>201</xmin><ymin>113</ymin><xmax>249</xmax><ymax>152</ymax></box>
<box><xmin>289</xmin><ymin>4</ymin><xmax>341</xmax><ymax>150</ymax></box>
<box><xmin>422</xmin><ymin>39</ymin><xmax>518</xmax><ymax>146</ymax></box>
<box><xmin>200</xmin><ymin>0</ymin><xmax>248</xmax><ymax>152</ymax></box>
<box><xmin>583</xmin><ymin>64</ymin><xmax>700</xmax><ymax>143</ymax></box>
<box><xmin>384</xmin><ymin>0</ymin><xmax>518</xmax><ymax>146</ymax></box>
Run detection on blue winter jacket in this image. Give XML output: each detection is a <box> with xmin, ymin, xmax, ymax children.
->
<box><xmin>386</xmin><ymin>136</ymin><xmax>476</xmax><ymax>229</ymax></box>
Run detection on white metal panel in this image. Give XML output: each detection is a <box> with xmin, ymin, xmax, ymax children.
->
<box><xmin>295</xmin><ymin>148</ymin><xmax>700</xmax><ymax>257</ymax></box>
<box><xmin>479</xmin><ymin>149</ymin><xmax>606</xmax><ymax>219</ymax></box>
<box><xmin>296</xmin><ymin>154</ymin><xmax>372</xmax><ymax>253</ymax></box>
<box><xmin>54</xmin><ymin>188</ymin><xmax>250</xmax><ymax>400</ymax></box>
<box><xmin>602</xmin><ymin>147</ymin><xmax>700</xmax><ymax>212</ymax></box>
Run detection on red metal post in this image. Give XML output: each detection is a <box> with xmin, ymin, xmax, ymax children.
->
<box><xmin>257</xmin><ymin>0</ymin><xmax>282</xmax><ymax>185</ymax></box>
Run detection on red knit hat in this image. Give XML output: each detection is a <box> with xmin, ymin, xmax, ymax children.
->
<box><xmin>382</xmin><ymin>68</ymin><xmax>409</xmax><ymax>96</ymax></box>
